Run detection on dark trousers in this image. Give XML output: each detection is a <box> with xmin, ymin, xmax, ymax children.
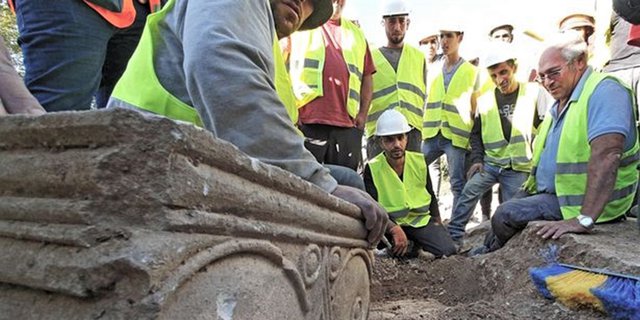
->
<box><xmin>299</xmin><ymin>123</ymin><xmax>363</xmax><ymax>172</ymax></box>
<box><xmin>482</xmin><ymin>192</ymin><xmax>562</xmax><ymax>252</ymax></box>
<box><xmin>15</xmin><ymin>0</ymin><xmax>149</xmax><ymax>111</ymax></box>
<box><xmin>402</xmin><ymin>219</ymin><xmax>457</xmax><ymax>257</ymax></box>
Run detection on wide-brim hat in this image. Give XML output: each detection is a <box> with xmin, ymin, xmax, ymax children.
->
<box><xmin>488</xmin><ymin>24</ymin><xmax>514</xmax><ymax>37</ymax></box>
<box><xmin>559</xmin><ymin>13</ymin><xmax>595</xmax><ymax>31</ymax></box>
<box><xmin>299</xmin><ymin>0</ymin><xmax>334</xmax><ymax>31</ymax></box>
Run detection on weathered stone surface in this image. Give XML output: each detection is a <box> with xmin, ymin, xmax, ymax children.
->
<box><xmin>0</xmin><ymin>109</ymin><xmax>373</xmax><ymax>319</ymax></box>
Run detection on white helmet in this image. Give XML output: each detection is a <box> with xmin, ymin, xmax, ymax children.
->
<box><xmin>381</xmin><ymin>0</ymin><xmax>410</xmax><ymax>18</ymax></box>
<box><xmin>376</xmin><ymin>109</ymin><xmax>411</xmax><ymax>136</ymax></box>
<box><xmin>482</xmin><ymin>42</ymin><xmax>517</xmax><ymax>68</ymax></box>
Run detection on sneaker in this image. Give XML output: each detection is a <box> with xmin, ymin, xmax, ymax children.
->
<box><xmin>628</xmin><ymin>205</ymin><xmax>639</xmax><ymax>218</ymax></box>
<box><xmin>417</xmin><ymin>249</ymin><xmax>436</xmax><ymax>261</ymax></box>
<box><xmin>468</xmin><ymin>245</ymin><xmax>489</xmax><ymax>257</ymax></box>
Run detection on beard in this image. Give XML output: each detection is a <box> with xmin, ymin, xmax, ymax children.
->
<box><xmin>389</xmin><ymin>34</ymin><xmax>405</xmax><ymax>45</ymax></box>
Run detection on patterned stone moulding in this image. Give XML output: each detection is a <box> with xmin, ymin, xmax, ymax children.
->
<box><xmin>0</xmin><ymin>109</ymin><xmax>373</xmax><ymax>319</ymax></box>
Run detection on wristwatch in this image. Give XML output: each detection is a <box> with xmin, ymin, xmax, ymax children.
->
<box><xmin>577</xmin><ymin>214</ymin><xmax>595</xmax><ymax>230</ymax></box>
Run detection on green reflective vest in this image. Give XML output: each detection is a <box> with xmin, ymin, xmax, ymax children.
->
<box><xmin>477</xmin><ymin>82</ymin><xmax>538</xmax><ymax>172</ymax></box>
<box><xmin>523</xmin><ymin>72</ymin><xmax>640</xmax><ymax>222</ymax></box>
<box><xmin>111</xmin><ymin>0</ymin><xmax>298</xmax><ymax>126</ymax></box>
<box><xmin>289</xmin><ymin>18</ymin><xmax>367</xmax><ymax>118</ymax></box>
<box><xmin>369</xmin><ymin>151</ymin><xmax>432</xmax><ymax>228</ymax></box>
<box><xmin>422</xmin><ymin>60</ymin><xmax>477</xmax><ymax>149</ymax></box>
<box><xmin>366</xmin><ymin>45</ymin><xmax>426</xmax><ymax>138</ymax></box>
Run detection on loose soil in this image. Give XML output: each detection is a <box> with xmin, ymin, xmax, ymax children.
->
<box><xmin>369</xmin><ymin>223</ymin><xmax>613</xmax><ymax>319</ymax></box>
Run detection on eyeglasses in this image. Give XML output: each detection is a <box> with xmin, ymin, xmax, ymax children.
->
<box><xmin>535</xmin><ymin>63</ymin><xmax>569</xmax><ymax>83</ymax></box>
<box><xmin>439</xmin><ymin>32</ymin><xmax>458</xmax><ymax>39</ymax></box>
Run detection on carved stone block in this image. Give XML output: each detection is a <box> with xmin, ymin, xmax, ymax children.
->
<box><xmin>0</xmin><ymin>109</ymin><xmax>373</xmax><ymax>319</ymax></box>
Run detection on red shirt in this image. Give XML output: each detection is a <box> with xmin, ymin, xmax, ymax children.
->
<box><xmin>298</xmin><ymin>19</ymin><xmax>376</xmax><ymax>127</ymax></box>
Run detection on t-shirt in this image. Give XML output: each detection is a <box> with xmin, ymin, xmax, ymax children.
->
<box><xmin>469</xmin><ymin>85</ymin><xmax>541</xmax><ymax>165</ymax></box>
<box><xmin>535</xmin><ymin>68</ymin><xmax>636</xmax><ymax>193</ymax></box>
<box><xmin>298</xmin><ymin>19</ymin><xmax>376</xmax><ymax>127</ymax></box>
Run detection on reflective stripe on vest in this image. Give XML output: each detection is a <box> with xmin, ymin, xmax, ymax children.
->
<box><xmin>523</xmin><ymin>72</ymin><xmax>640</xmax><ymax>222</ymax></box>
<box><xmin>422</xmin><ymin>60</ymin><xmax>477</xmax><ymax>149</ymax></box>
<box><xmin>111</xmin><ymin>0</ymin><xmax>296</xmax><ymax>128</ymax></box>
<box><xmin>289</xmin><ymin>18</ymin><xmax>367</xmax><ymax>118</ymax></box>
<box><xmin>369</xmin><ymin>151</ymin><xmax>432</xmax><ymax>228</ymax></box>
<box><xmin>478</xmin><ymin>82</ymin><xmax>537</xmax><ymax>172</ymax></box>
<box><xmin>366</xmin><ymin>45</ymin><xmax>426</xmax><ymax>138</ymax></box>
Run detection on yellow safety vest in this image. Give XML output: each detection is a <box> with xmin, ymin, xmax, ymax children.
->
<box><xmin>111</xmin><ymin>0</ymin><xmax>297</xmax><ymax>126</ymax></box>
<box><xmin>523</xmin><ymin>72</ymin><xmax>639</xmax><ymax>222</ymax></box>
<box><xmin>369</xmin><ymin>151</ymin><xmax>432</xmax><ymax>228</ymax></box>
<box><xmin>366</xmin><ymin>45</ymin><xmax>426</xmax><ymax>138</ymax></box>
<box><xmin>289</xmin><ymin>18</ymin><xmax>367</xmax><ymax>118</ymax></box>
<box><xmin>422</xmin><ymin>60</ymin><xmax>477</xmax><ymax>149</ymax></box>
<box><xmin>477</xmin><ymin>82</ymin><xmax>538</xmax><ymax>172</ymax></box>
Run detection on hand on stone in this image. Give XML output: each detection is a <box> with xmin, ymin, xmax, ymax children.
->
<box><xmin>466</xmin><ymin>163</ymin><xmax>483</xmax><ymax>180</ymax></box>
<box><xmin>389</xmin><ymin>225</ymin><xmax>408</xmax><ymax>256</ymax></box>
<box><xmin>0</xmin><ymin>99</ymin><xmax>45</xmax><ymax>116</ymax></box>
<box><xmin>534</xmin><ymin>219</ymin><xmax>590</xmax><ymax>240</ymax></box>
<box><xmin>331</xmin><ymin>185</ymin><xmax>388</xmax><ymax>246</ymax></box>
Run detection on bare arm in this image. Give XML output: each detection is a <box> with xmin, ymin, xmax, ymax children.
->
<box><xmin>355</xmin><ymin>74</ymin><xmax>373</xmax><ymax>130</ymax></box>
<box><xmin>0</xmin><ymin>36</ymin><xmax>45</xmax><ymax>116</ymax></box>
<box><xmin>536</xmin><ymin>133</ymin><xmax>624</xmax><ymax>239</ymax></box>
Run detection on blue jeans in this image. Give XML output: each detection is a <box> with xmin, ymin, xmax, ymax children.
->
<box><xmin>422</xmin><ymin>133</ymin><xmax>467</xmax><ymax>209</ymax></box>
<box><xmin>481</xmin><ymin>192</ymin><xmax>562</xmax><ymax>252</ymax></box>
<box><xmin>15</xmin><ymin>0</ymin><xmax>149</xmax><ymax>111</ymax></box>
<box><xmin>447</xmin><ymin>163</ymin><xmax>528</xmax><ymax>241</ymax></box>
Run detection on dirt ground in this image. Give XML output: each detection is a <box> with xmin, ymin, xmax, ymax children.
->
<box><xmin>367</xmin><ymin>178</ymin><xmax>622</xmax><ymax>319</ymax></box>
<box><xmin>368</xmin><ymin>221</ymin><xmax>615</xmax><ymax>319</ymax></box>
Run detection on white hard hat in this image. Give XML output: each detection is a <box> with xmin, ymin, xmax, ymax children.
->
<box><xmin>381</xmin><ymin>0</ymin><xmax>410</xmax><ymax>18</ymax></box>
<box><xmin>482</xmin><ymin>42</ymin><xmax>517</xmax><ymax>68</ymax></box>
<box><xmin>376</xmin><ymin>109</ymin><xmax>411</xmax><ymax>136</ymax></box>
<box><xmin>439</xmin><ymin>23</ymin><xmax>464</xmax><ymax>33</ymax></box>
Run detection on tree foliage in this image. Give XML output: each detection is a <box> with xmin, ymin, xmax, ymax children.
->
<box><xmin>0</xmin><ymin>1</ymin><xmax>19</xmax><ymax>54</ymax></box>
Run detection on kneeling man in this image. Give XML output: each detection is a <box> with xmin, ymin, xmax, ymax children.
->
<box><xmin>364</xmin><ymin>110</ymin><xmax>457</xmax><ymax>257</ymax></box>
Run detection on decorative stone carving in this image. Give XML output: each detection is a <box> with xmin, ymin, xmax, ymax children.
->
<box><xmin>0</xmin><ymin>109</ymin><xmax>373</xmax><ymax>319</ymax></box>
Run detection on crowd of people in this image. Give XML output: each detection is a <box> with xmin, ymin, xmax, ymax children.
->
<box><xmin>1</xmin><ymin>0</ymin><xmax>640</xmax><ymax>258</ymax></box>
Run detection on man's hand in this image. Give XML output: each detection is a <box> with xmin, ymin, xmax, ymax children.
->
<box><xmin>0</xmin><ymin>101</ymin><xmax>45</xmax><ymax>116</ymax></box>
<box><xmin>331</xmin><ymin>185</ymin><xmax>388</xmax><ymax>246</ymax></box>
<box><xmin>466</xmin><ymin>163</ymin><xmax>483</xmax><ymax>180</ymax></box>
<box><xmin>354</xmin><ymin>112</ymin><xmax>367</xmax><ymax>131</ymax></box>
<box><xmin>533</xmin><ymin>219</ymin><xmax>591</xmax><ymax>240</ymax></box>
<box><xmin>389</xmin><ymin>225</ymin><xmax>408</xmax><ymax>256</ymax></box>
<box><xmin>137</xmin><ymin>0</ymin><xmax>148</xmax><ymax>4</ymax></box>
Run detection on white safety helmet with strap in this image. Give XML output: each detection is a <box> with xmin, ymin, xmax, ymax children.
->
<box><xmin>381</xmin><ymin>0</ymin><xmax>410</xmax><ymax>18</ymax></box>
<box><xmin>376</xmin><ymin>109</ymin><xmax>411</xmax><ymax>136</ymax></box>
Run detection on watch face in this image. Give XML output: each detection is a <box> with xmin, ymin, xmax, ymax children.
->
<box><xmin>578</xmin><ymin>215</ymin><xmax>594</xmax><ymax>229</ymax></box>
